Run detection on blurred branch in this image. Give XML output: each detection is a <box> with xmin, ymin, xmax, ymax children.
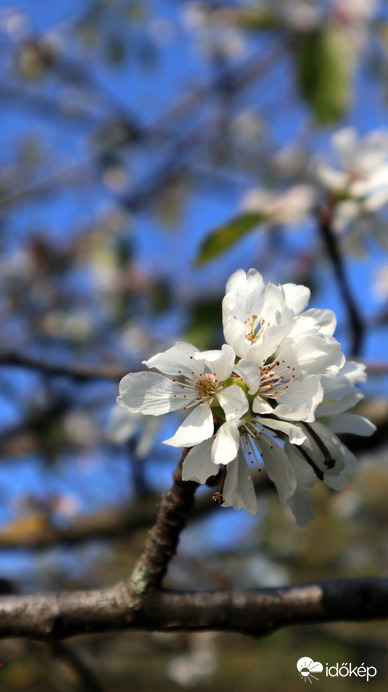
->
<box><xmin>0</xmin><ymin>43</ymin><xmax>283</xmax><ymax>213</ymax></box>
<box><xmin>0</xmin><ymin>577</ymin><xmax>388</xmax><ymax>640</ymax></box>
<box><xmin>318</xmin><ymin>199</ymin><xmax>364</xmax><ymax>357</ymax></box>
<box><xmin>0</xmin><ymin>476</ymin><xmax>271</xmax><ymax>551</ymax></box>
<box><xmin>0</xmin><ymin>350</ymin><xmax>130</xmax><ymax>381</ymax></box>
<box><xmin>49</xmin><ymin>641</ymin><xmax>106</xmax><ymax>692</ymax></box>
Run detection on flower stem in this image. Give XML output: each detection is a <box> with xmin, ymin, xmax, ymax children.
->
<box><xmin>298</xmin><ymin>446</ymin><xmax>324</xmax><ymax>481</ymax></box>
<box><xmin>301</xmin><ymin>422</ymin><xmax>336</xmax><ymax>469</ymax></box>
<box><xmin>212</xmin><ymin>466</ymin><xmax>227</xmax><ymax>505</ymax></box>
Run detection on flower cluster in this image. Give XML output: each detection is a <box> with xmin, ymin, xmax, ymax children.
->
<box><xmin>117</xmin><ymin>269</ymin><xmax>375</xmax><ymax>525</ymax></box>
<box><xmin>315</xmin><ymin>127</ymin><xmax>388</xmax><ymax>254</ymax></box>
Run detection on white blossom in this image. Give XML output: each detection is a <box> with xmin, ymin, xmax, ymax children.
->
<box><xmin>241</xmin><ymin>185</ymin><xmax>316</xmax><ymax>227</ymax></box>
<box><xmin>117</xmin><ymin>341</ymin><xmax>246</xmax><ymax>448</ymax></box>
<box><xmin>315</xmin><ymin>128</ymin><xmax>388</xmax><ymax>252</ymax></box>
<box><xmin>117</xmin><ymin>268</ymin><xmax>375</xmax><ymax>526</ymax></box>
<box><xmin>284</xmin><ymin>360</ymin><xmax>376</xmax><ymax>526</ymax></box>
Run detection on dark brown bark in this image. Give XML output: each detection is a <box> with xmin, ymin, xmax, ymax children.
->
<box><xmin>0</xmin><ymin>578</ymin><xmax>387</xmax><ymax>641</ymax></box>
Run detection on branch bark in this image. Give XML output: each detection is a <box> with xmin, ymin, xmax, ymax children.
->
<box><xmin>0</xmin><ymin>578</ymin><xmax>388</xmax><ymax>641</ymax></box>
<box><xmin>127</xmin><ymin>452</ymin><xmax>198</xmax><ymax>602</ymax></box>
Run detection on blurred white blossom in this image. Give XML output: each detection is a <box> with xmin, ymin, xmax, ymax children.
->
<box><xmin>241</xmin><ymin>185</ymin><xmax>316</xmax><ymax>227</ymax></box>
<box><xmin>315</xmin><ymin>128</ymin><xmax>388</xmax><ymax>253</ymax></box>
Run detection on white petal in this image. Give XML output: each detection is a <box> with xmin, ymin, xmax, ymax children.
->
<box><xmin>302</xmin><ymin>308</ymin><xmax>337</xmax><ymax>336</ymax></box>
<box><xmin>256</xmin><ymin>417</ymin><xmax>307</xmax><ymax>445</ymax></box>
<box><xmin>222</xmin><ymin>303</ymin><xmax>248</xmax><ymax>356</ymax></box>
<box><xmin>288</xmin><ymin>490</ymin><xmax>315</xmax><ymax>527</ymax></box>
<box><xmin>217</xmin><ymin>384</ymin><xmax>249</xmax><ymax>421</ymax></box>
<box><xmin>306</xmin><ymin>422</ymin><xmax>355</xmax><ymax>490</ymax></box>
<box><xmin>278</xmin><ymin>331</ymin><xmax>345</xmax><ymax>377</ymax></box>
<box><xmin>315</xmin><ymin>162</ymin><xmax>349</xmax><ymax>192</ymax></box>
<box><xmin>117</xmin><ymin>372</ymin><xmax>190</xmax><ymax>415</ymax></box>
<box><xmin>326</xmin><ymin>413</ymin><xmax>376</xmax><ymax>436</ymax></box>
<box><xmin>234</xmin><ymin>359</ymin><xmax>261</xmax><ymax>394</ymax></box>
<box><xmin>316</xmin><ymin>385</ymin><xmax>363</xmax><ymax>416</ymax></box>
<box><xmin>261</xmin><ymin>282</ymin><xmax>285</xmax><ymax>324</ymax></box>
<box><xmin>105</xmin><ymin>406</ymin><xmax>139</xmax><ymax>443</ymax></box>
<box><xmin>195</xmin><ymin>343</ymin><xmax>235</xmax><ymax>381</ymax></box>
<box><xmin>282</xmin><ymin>283</ymin><xmax>310</xmax><ymax>316</ymax></box>
<box><xmin>143</xmin><ymin>341</ymin><xmax>201</xmax><ymax>377</ymax></box>
<box><xmin>275</xmin><ymin>375</ymin><xmax>324</xmax><ymax>422</ymax></box>
<box><xmin>285</xmin><ymin>439</ymin><xmax>317</xmax><ymax>489</ymax></box>
<box><xmin>163</xmin><ymin>404</ymin><xmax>214</xmax><ymax>447</ymax></box>
<box><xmin>211</xmin><ymin>419</ymin><xmax>241</xmax><ymax>465</ymax></box>
<box><xmin>182</xmin><ymin>438</ymin><xmax>218</xmax><ymax>483</ymax></box>
<box><xmin>252</xmin><ymin>396</ymin><xmax>274</xmax><ymax>415</ymax></box>
<box><xmin>333</xmin><ymin>127</ymin><xmax>358</xmax><ymax>168</ymax></box>
<box><xmin>222</xmin><ymin>451</ymin><xmax>258</xmax><ymax>514</ymax></box>
<box><xmin>246</xmin><ymin>323</ymin><xmax>293</xmax><ymax>364</ymax></box>
<box><xmin>258</xmin><ymin>433</ymin><xmax>297</xmax><ymax>503</ymax></box>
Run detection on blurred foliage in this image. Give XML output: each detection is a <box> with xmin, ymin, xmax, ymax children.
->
<box><xmin>196</xmin><ymin>213</ymin><xmax>264</xmax><ymax>265</ymax></box>
<box><xmin>295</xmin><ymin>25</ymin><xmax>354</xmax><ymax>124</ymax></box>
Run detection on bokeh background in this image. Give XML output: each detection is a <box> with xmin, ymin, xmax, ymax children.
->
<box><xmin>0</xmin><ymin>0</ymin><xmax>388</xmax><ymax>689</ymax></box>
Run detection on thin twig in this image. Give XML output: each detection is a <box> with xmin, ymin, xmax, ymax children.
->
<box><xmin>318</xmin><ymin>199</ymin><xmax>364</xmax><ymax>356</ymax></box>
<box><xmin>0</xmin><ymin>351</ymin><xmax>130</xmax><ymax>381</ymax></box>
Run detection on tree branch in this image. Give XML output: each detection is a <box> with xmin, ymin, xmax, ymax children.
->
<box><xmin>127</xmin><ymin>451</ymin><xmax>198</xmax><ymax>602</ymax></box>
<box><xmin>0</xmin><ymin>578</ymin><xmax>388</xmax><ymax>641</ymax></box>
<box><xmin>0</xmin><ymin>350</ymin><xmax>130</xmax><ymax>381</ymax></box>
<box><xmin>318</xmin><ymin>199</ymin><xmax>364</xmax><ymax>357</ymax></box>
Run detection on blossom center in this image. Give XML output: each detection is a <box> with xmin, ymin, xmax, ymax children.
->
<box><xmin>245</xmin><ymin>313</ymin><xmax>268</xmax><ymax>343</ymax></box>
<box><xmin>195</xmin><ymin>372</ymin><xmax>217</xmax><ymax>398</ymax></box>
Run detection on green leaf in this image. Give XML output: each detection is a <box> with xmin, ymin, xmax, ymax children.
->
<box><xmin>295</xmin><ymin>25</ymin><xmax>354</xmax><ymax>124</ymax></box>
<box><xmin>196</xmin><ymin>212</ymin><xmax>264</xmax><ymax>265</ymax></box>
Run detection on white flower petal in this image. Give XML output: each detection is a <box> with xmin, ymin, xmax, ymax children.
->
<box><xmin>252</xmin><ymin>396</ymin><xmax>274</xmax><ymax>415</ymax></box>
<box><xmin>196</xmin><ymin>343</ymin><xmax>235</xmax><ymax>381</ymax></box>
<box><xmin>256</xmin><ymin>417</ymin><xmax>308</xmax><ymax>445</ymax></box>
<box><xmin>212</xmin><ymin>419</ymin><xmax>241</xmax><ymax>465</ymax></box>
<box><xmin>333</xmin><ymin>127</ymin><xmax>358</xmax><ymax>168</ymax></box>
<box><xmin>302</xmin><ymin>308</ymin><xmax>337</xmax><ymax>336</ymax></box>
<box><xmin>261</xmin><ymin>282</ymin><xmax>285</xmax><ymax>325</ymax></box>
<box><xmin>105</xmin><ymin>406</ymin><xmax>139</xmax><ymax>443</ymax></box>
<box><xmin>117</xmin><ymin>372</ymin><xmax>190</xmax><ymax>415</ymax></box>
<box><xmin>282</xmin><ymin>283</ymin><xmax>310</xmax><ymax>316</ymax></box>
<box><xmin>258</xmin><ymin>433</ymin><xmax>297</xmax><ymax>503</ymax></box>
<box><xmin>182</xmin><ymin>438</ymin><xmax>218</xmax><ymax>483</ymax></box>
<box><xmin>326</xmin><ymin>413</ymin><xmax>376</xmax><ymax>436</ymax></box>
<box><xmin>163</xmin><ymin>404</ymin><xmax>214</xmax><ymax>447</ymax></box>
<box><xmin>143</xmin><ymin>341</ymin><xmax>201</xmax><ymax>377</ymax></box>
<box><xmin>275</xmin><ymin>375</ymin><xmax>324</xmax><ymax>422</ymax></box>
<box><xmin>246</xmin><ymin>323</ymin><xmax>293</xmax><ymax>364</ymax></box>
<box><xmin>316</xmin><ymin>386</ymin><xmax>364</xmax><ymax>416</ymax></box>
<box><xmin>288</xmin><ymin>489</ymin><xmax>315</xmax><ymax>527</ymax></box>
<box><xmin>222</xmin><ymin>451</ymin><xmax>258</xmax><ymax>514</ymax></box>
<box><xmin>217</xmin><ymin>384</ymin><xmax>249</xmax><ymax>421</ymax></box>
<box><xmin>234</xmin><ymin>359</ymin><xmax>261</xmax><ymax>394</ymax></box>
<box><xmin>222</xmin><ymin>303</ymin><xmax>248</xmax><ymax>356</ymax></box>
<box><xmin>278</xmin><ymin>332</ymin><xmax>344</xmax><ymax>377</ymax></box>
<box><xmin>285</xmin><ymin>439</ymin><xmax>317</xmax><ymax>489</ymax></box>
<box><xmin>306</xmin><ymin>422</ymin><xmax>355</xmax><ymax>490</ymax></box>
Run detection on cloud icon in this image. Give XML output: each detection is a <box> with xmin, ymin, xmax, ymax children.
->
<box><xmin>297</xmin><ymin>657</ymin><xmax>323</xmax><ymax>677</ymax></box>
